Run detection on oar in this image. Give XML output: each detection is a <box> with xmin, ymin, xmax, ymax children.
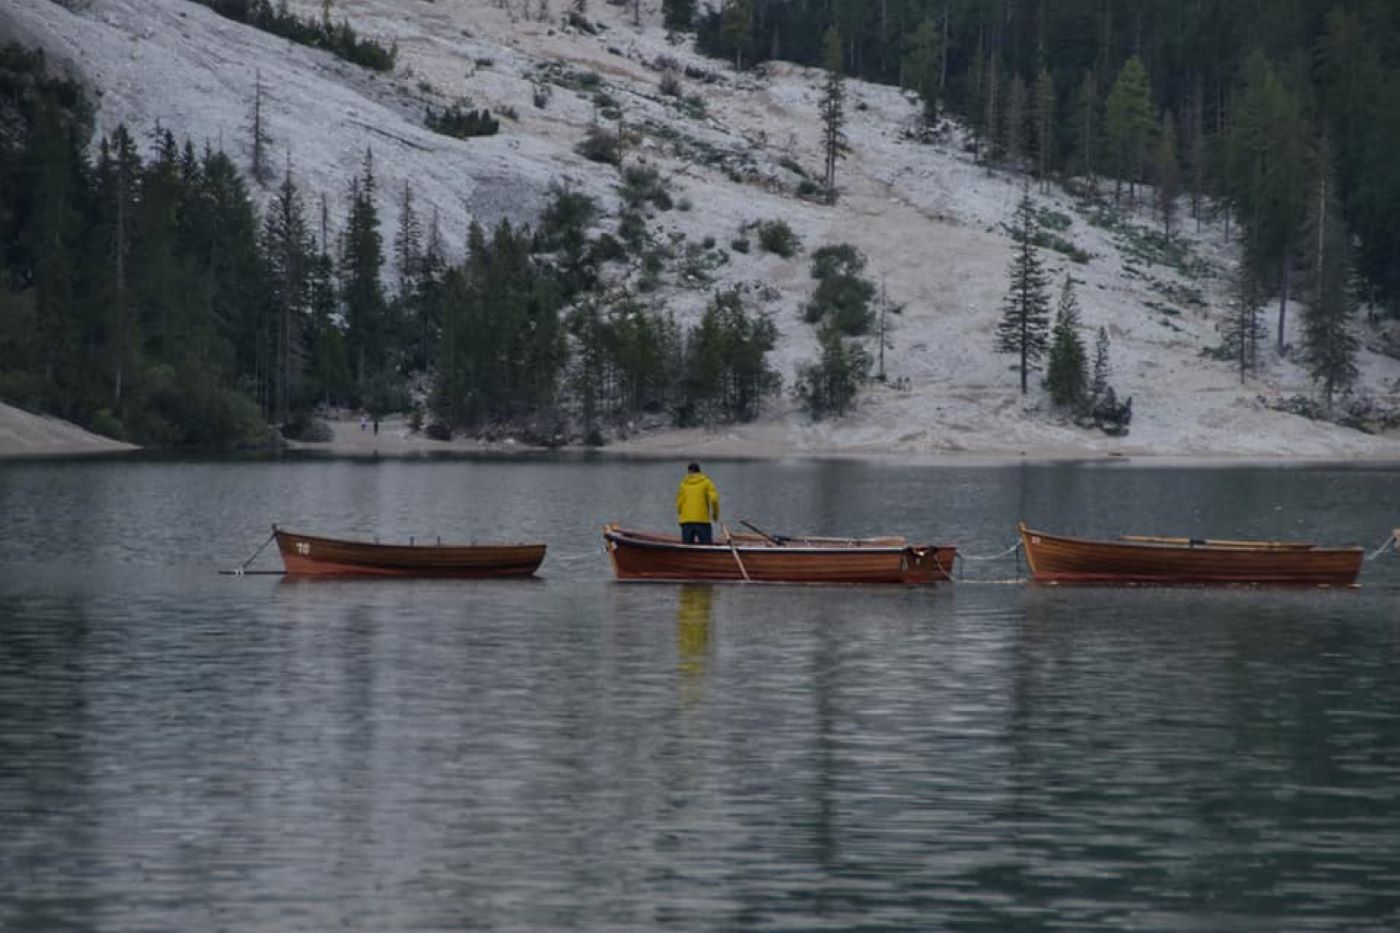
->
<box><xmin>721</xmin><ymin>522</ymin><xmax>751</xmax><ymax>582</ymax></box>
<box><xmin>739</xmin><ymin>519</ymin><xmax>787</xmax><ymax>546</ymax></box>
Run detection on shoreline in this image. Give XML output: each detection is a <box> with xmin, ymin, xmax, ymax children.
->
<box><xmin>6</xmin><ymin>404</ymin><xmax>1400</xmax><ymax>467</ymax></box>
<box><xmin>281</xmin><ymin>415</ymin><xmax>1400</xmax><ymax>468</ymax></box>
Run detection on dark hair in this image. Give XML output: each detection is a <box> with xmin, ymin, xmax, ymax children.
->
<box><xmin>687</xmin><ymin>462</ymin><xmax>700</xmax><ymax>472</ymax></box>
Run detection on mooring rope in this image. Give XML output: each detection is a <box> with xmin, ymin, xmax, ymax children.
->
<box><xmin>953</xmin><ymin>539</ymin><xmax>1026</xmax><ymax>583</ymax></box>
<box><xmin>229</xmin><ymin>528</ymin><xmax>278</xmax><ymax>575</ymax></box>
<box><xmin>1364</xmin><ymin>531</ymin><xmax>1397</xmax><ymax>562</ymax></box>
<box><xmin>957</xmin><ymin>540</ymin><xmax>1023</xmax><ymax>562</ymax></box>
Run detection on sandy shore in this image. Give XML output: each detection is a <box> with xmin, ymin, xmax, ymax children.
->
<box><xmin>289</xmin><ymin>413</ymin><xmax>1400</xmax><ymax>467</ymax></box>
<box><xmin>7</xmin><ymin>401</ymin><xmax>1400</xmax><ymax>466</ymax></box>
<box><xmin>0</xmin><ymin>401</ymin><xmax>136</xmax><ymax>458</ymax></box>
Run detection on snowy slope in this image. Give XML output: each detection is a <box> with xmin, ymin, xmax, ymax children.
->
<box><xmin>6</xmin><ymin>0</ymin><xmax>1400</xmax><ymax>459</ymax></box>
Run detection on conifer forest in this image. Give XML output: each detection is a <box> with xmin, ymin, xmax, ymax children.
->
<box><xmin>2</xmin><ymin>0</ymin><xmax>1399</xmax><ymax>449</ymax></box>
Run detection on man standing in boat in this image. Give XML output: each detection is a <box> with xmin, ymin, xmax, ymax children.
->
<box><xmin>676</xmin><ymin>462</ymin><xmax>720</xmax><ymax>545</ymax></box>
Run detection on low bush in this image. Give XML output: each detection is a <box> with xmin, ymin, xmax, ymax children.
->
<box><xmin>757</xmin><ymin>219</ymin><xmax>800</xmax><ymax>258</ymax></box>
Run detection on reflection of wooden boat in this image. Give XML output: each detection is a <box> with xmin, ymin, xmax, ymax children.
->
<box><xmin>274</xmin><ymin>527</ymin><xmax>545</xmax><ymax>578</ymax></box>
<box><xmin>602</xmin><ymin>524</ymin><xmax>956</xmax><ymax>584</ymax></box>
<box><xmin>1018</xmin><ymin>522</ymin><xmax>1364</xmax><ymax>586</ymax></box>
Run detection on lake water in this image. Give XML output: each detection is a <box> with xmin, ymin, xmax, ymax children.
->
<box><xmin>2</xmin><ymin>454</ymin><xmax>1399</xmax><ymax>931</ymax></box>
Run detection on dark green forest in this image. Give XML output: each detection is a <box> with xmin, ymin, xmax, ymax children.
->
<box><xmin>0</xmin><ymin>45</ymin><xmax>780</xmax><ymax>449</ymax></box>
<box><xmin>691</xmin><ymin>0</ymin><xmax>1400</xmax><ymax>316</ymax></box>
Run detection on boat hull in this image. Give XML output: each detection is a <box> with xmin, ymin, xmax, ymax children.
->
<box><xmin>603</xmin><ymin>525</ymin><xmax>956</xmax><ymax>584</ymax></box>
<box><xmin>275</xmin><ymin>529</ymin><xmax>545</xmax><ymax>578</ymax></box>
<box><xmin>1019</xmin><ymin>524</ymin><xmax>1363</xmax><ymax>586</ymax></box>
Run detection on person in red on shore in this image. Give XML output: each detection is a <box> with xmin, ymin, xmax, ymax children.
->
<box><xmin>676</xmin><ymin>462</ymin><xmax>720</xmax><ymax>545</ymax></box>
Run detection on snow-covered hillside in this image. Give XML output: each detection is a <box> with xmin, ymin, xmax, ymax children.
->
<box><xmin>7</xmin><ymin>0</ymin><xmax>1400</xmax><ymax>459</ymax></box>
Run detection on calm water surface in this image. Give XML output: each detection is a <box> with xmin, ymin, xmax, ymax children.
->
<box><xmin>2</xmin><ymin>455</ymin><xmax>1399</xmax><ymax>931</ymax></box>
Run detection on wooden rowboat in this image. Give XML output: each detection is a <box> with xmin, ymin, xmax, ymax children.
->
<box><xmin>274</xmin><ymin>527</ymin><xmax>545</xmax><ymax>578</ymax></box>
<box><xmin>602</xmin><ymin>523</ymin><xmax>957</xmax><ymax>584</ymax></box>
<box><xmin>1018</xmin><ymin>522</ymin><xmax>1364</xmax><ymax>586</ymax></box>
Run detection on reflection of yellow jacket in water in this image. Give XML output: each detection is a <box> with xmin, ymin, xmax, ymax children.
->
<box><xmin>676</xmin><ymin>472</ymin><xmax>720</xmax><ymax>524</ymax></box>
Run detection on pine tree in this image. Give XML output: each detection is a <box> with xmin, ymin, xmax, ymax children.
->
<box><xmin>795</xmin><ymin>322</ymin><xmax>870</xmax><ymax>420</ymax></box>
<box><xmin>340</xmin><ymin>148</ymin><xmax>387</xmax><ymax>390</ymax></box>
<box><xmin>1070</xmin><ymin>68</ymin><xmax>1097</xmax><ymax>186</ymax></box>
<box><xmin>981</xmin><ymin>52</ymin><xmax>999</xmax><ymax>163</ymax></box>
<box><xmin>819</xmin><ymin>26</ymin><xmax>847</xmax><ymax>205</ymax></box>
<box><xmin>1003</xmin><ymin>73</ymin><xmax>1028</xmax><ymax>166</ymax></box>
<box><xmin>995</xmin><ymin>188</ymin><xmax>1051</xmax><ymax>394</ymax></box>
<box><xmin>1044</xmin><ymin>273</ymin><xmax>1086</xmax><ymax>408</ymax></box>
<box><xmin>1104</xmin><ymin>56</ymin><xmax>1154</xmax><ymax>208</ymax></box>
<box><xmin>1090</xmin><ymin>326</ymin><xmax>1111</xmax><ymax>401</ymax></box>
<box><xmin>662</xmin><ymin>0</ymin><xmax>694</xmax><ymax>30</ymax></box>
<box><xmin>720</xmin><ymin>0</ymin><xmax>753</xmax><ymax>71</ymax></box>
<box><xmin>966</xmin><ymin>41</ymin><xmax>986</xmax><ymax>159</ymax></box>
<box><xmin>1300</xmin><ymin>140</ymin><xmax>1359</xmax><ymax>411</ymax></box>
<box><xmin>1182</xmin><ymin>74</ymin><xmax>1207</xmax><ymax>228</ymax></box>
<box><xmin>1227</xmin><ymin>51</ymin><xmax>1308</xmax><ymax>354</ymax></box>
<box><xmin>92</xmin><ymin>127</ymin><xmax>140</xmax><ymax>405</ymax></box>
<box><xmin>1155</xmin><ymin>110</ymin><xmax>1181</xmax><ymax>239</ymax></box>
<box><xmin>261</xmin><ymin>161</ymin><xmax>314</xmax><ymax>424</ymax></box>
<box><xmin>900</xmin><ymin>18</ymin><xmax>941</xmax><ymax>124</ymax></box>
<box><xmin>249</xmin><ymin>70</ymin><xmax>272</xmax><ymax>187</ymax></box>
<box><xmin>1032</xmin><ymin>65</ymin><xmax>1055</xmax><ymax>188</ymax></box>
<box><xmin>393</xmin><ymin>182</ymin><xmax>422</xmax><ymax>307</ymax></box>
<box><xmin>1219</xmin><ymin>262</ymin><xmax>1266</xmax><ymax>384</ymax></box>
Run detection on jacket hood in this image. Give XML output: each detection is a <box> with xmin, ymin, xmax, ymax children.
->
<box><xmin>681</xmin><ymin>473</ymin><xmax>709</xmax><ymax>486</ymax></box>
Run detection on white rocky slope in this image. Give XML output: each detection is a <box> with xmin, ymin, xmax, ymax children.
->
<box><xmin>6</xmin><ymin>0</ymin><xmax>1400</xmax><ymax>460</ymax></box>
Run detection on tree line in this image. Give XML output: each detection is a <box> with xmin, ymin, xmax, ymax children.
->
<box><xmin>681</xmin><ymin>0</ymin><xmax>1400</xmax><ymax>322</ymax></box>
<box><xmin>0</xmin><ymin>45</ymin><xmax>788</xmax><ymax>449</ymax></box>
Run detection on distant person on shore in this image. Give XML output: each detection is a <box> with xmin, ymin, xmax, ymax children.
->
<box><xmin>676</xmin><ymin>462</ymin><xmax>720</xmax><ymax>545</ymax></box>
<box><xmin>373</xmin><ymin>417</ymin><xmax>379</xmax><ymax>436</ymax></box>
<box><xmin>360</xmin><ymin>413</ymin><xmax>367</xmax><ymax>432</ymax></box>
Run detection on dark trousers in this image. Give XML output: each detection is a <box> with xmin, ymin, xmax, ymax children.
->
<box><xmin>681</xmin><ymin>522</ymin><xmax>713</xmax><ymax>545</ymax></box>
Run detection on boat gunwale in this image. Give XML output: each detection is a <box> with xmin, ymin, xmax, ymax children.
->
<box><xmin>1017</xmin><ymin>523</ymin><xmax>1363</xmax><ymax>556</ymax></box>
<box><xmin>603</xmin><ymin>527</ymin><xmax>949</xmax><ymax>556</ymax></box>
<box><xmin>275</xmin><ymin>528</ymin><xmax>546</xmax><ymax>555</ymax></box>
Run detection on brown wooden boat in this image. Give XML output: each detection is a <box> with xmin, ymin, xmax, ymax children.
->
<box><xmin>274</xmin><ymin>527</ymin><xmax>546</xmax><ymax>578</ymax></box>
<box><xmin>603</xmin><ymin>523</ymin><xmax>957</xmax><ymax>584</ymax></box>
<box><xmin>1018</xmin><ymin>522</ymin><xmax>1364</xmax><ymax>586</ymax></box>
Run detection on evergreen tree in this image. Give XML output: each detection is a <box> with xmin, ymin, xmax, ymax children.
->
<box><xmin>1069</xmin><ymin>68</ymin><xmax>1098</xmax><ymax>186</ymax></box>
<box><xmin>981</xmin><ymin>52</ymin><xmax>999</xmax><ymax>163</ymax></box>
<box><xmin>1154</xmin><ymin>110</ymin><xmax>1181</xmax><ymax>239</ymax></box>
<box><xmin>795</xmin><ymin>322</ymin><xmax>870</xmax><ymax>420</ymax></box>
<box><xmin>1044</xmin><ymin>273</ymin><xmax>1086</xmax><ymax>408</ymax></box>
<box><xmin>1182</xmin><ymin>74</ymin><xmax>1208</xmax><ymax>228</ymax></box>
<box><xmin>966</xmin><ymin>41</ymin><xmax>986</xmax><ymax>160</ymax></box>
<box><xmin>1220</xmin><ymin>263</ymin><xmax>1266</xmax><ymax>385</ymax></box>
<box><xmin>392</xmin><ymin>181</ymin><xmax>424</xmax><ymax>368</ymax></box>
<box><xmin>1090</xmin><ymin>326</ymin><xmax>1111</xmax><ymax>401</ymax></box>
<box><xmin>260</xmin><ymin>162</ymin><xmax>313</xmax><ymax>424</ymax></box>
<box><xmin>1003</xmin><ymin>72</ymin><xmax>1028</xmax><ymax>166</ymax></box>
<box><xmin>995</xmin><ymin>189</ymin><xmax>1051</xmax><ymax>394</ymax></box>
<box><xmin>680</xmin><ymin>287</ymin><xmax>778</xmax><ymax>424</ymax></box>
<box><xmin>819</xmin><ymin>26</ymin><xmax>847</xmax><ymax>205</ymax></box>
<box><xmin>720</xmin><ymin>0</ymin><xmax>754</xmax><ymax>71</ymax></box>
<box><xmin>340</xmin><ymin>148</ymin><xmax>388</xmax><ymax>391</ymax></box>
<box><xmin>805</xmin><ymin>244</ymin><xmax>874</xmax><ymax>335</ymax></box>
<box><xmin>900</xmin><ymin>17</ymin><xmax>942</xmax><ymax>125</ymax></box>
<box><xmin>1032</xmin><ymin>65</ymin><xmax>1055</xmax><ymax>188</ymax></box>
<box><xmin>662</xmin><ymin>0</ymin><xmax>694</xmax><ymax>31</ymax></box>
<box><xmin>91</xmin><ymin>127</ymin><xmax>140</xmax><ymax>405</ymax></box>
<box><xmin>249</xmin><ymin>70</ymin><xmax>272</xmax><ymax>186</ymax></box>
<box><xmin>1300</xmin><ymin>140</ymin><xmax>1359</xmax><ymax>411</ymax></box>
<box><xmin>1104</xmin><ymin>56</ymin><xmax>1154</xmax><ymax>208</ymax></box>
<box><xmin>1227</xmin><ymin>50</ymin><xmax>1308</xmax><ymax>352</ymax></box>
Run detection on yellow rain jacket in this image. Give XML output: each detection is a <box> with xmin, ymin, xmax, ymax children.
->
<box><xmin>676</xmin><ymin>472</ymin><xmax>720</xmax><ymax>524</ymax></box>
